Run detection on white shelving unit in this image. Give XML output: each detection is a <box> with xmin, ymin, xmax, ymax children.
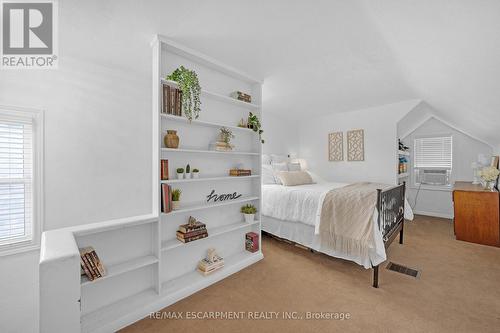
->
<box><xmin>39</xmin><ymin>35</ymin><xmax>264</xmax><ymax>333</ymax></box>
<box><xmin>397</xmin><ymin>145</ymin><xmax>410</xmax><ymax>184</ymax></box>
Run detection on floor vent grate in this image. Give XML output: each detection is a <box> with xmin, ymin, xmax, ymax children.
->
<box><xmin>386</xmin><ymin>262</ymin><xmax>421</xmax><ymax>278</ymax></box>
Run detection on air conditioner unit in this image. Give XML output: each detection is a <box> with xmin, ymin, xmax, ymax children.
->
<box><xmin>418</xmin><ymin>169</ymin><xmax>449</xmax><ymax>185</ymax></box>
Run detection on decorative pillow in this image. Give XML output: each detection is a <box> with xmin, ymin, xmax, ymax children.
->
<box><xmin>276</xmin><ymin>171</ymin><xmax>314</xmax><ymax>186</ymax></box>
<box><xmin>271</xmin><ymin>162</ymin><xmax>288</xmax><ymax>184</ymax></box>
<box><xmin>287</xmin><ymin>162</ymin><xmax>301</xmax><ymax>171</ymax></box>
<box><xmin>271</xmin><ymin>154</ymin><xmax>289</xmax><ymax>164</ymax></box>
<box><xmin>262</xmin><ymin>165</ymin><xmax>276</xmax><ymax>184</ymax></box>
<box><xmin>307</xmin><ymin>171</ymin><xmax>325</xmax><ymax>183</ymax></box>
<box><xmin>262</xmin><ymin>154</ymin><xmax>272</xmax><ymax>165</ymax></box>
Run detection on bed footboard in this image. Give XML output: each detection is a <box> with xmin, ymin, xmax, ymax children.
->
<box><xmin>372</xmin><ymin>182</ymin><xmax>406</xmax><ymax>288</ymax></box>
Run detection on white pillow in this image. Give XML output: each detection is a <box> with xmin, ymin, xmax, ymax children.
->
<box><xmin>262</xmin><ymin>154</ymin><xmax>271</xmax><ymax>165</ymax></box>
<box><xmin>276</xmin><ymin>171</ymin><xmax>314</xmax><ymax>186</ymax></box>
<box><xmin>287</xmin><ymin>162</ymin><xmax>301</xmax><ymax>171</ymax></box>
<box><xmin>271</xmin><ymin>154</ymin><xmax>289</xmax><ymax>164</ymax></box>
<box><xmin>262</xmin><ymin>165</ymin><xmax>276</xmax><ymax>184</ymax></box>
<box><xmin>271</xmin><ymin>162</ymin><xmax>288</xmax><ymax>184</ymax></box>
<box><xmin>307</xmin><ymin>171</ymin><xmax>325</xmax><ymax>183</ymax></box>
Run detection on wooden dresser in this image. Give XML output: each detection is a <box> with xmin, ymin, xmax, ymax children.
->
<box><xmin>453</xmin><ymin>181</ymin><xmax>500</xmax><ymax>247</ymax></box>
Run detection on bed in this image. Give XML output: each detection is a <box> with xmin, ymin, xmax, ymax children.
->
<box><xmin>261</xmin><ymin>156</ymin><xmax>413</xmax><ymax>287</ymax></box>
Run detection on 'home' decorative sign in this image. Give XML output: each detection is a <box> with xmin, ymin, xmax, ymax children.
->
<box><xmin>206</xmin><ymin>190</ymin><xmax>242</xmax><ymax>203</ymax></box>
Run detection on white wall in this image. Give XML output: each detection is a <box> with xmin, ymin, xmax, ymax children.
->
<box><xmin>403</xmin><ymin>117</ymin><xmax>493</xmax><ymax>218</ymax></box>
<box><xmin>298</xmin><ymin>100</ymin><xmax>419</xmax><ymax>184</ymax></box>
<box><xmin>262</xmin><ymin>112</ymin><xmax>299</xmax><ymax>156</ymax></box>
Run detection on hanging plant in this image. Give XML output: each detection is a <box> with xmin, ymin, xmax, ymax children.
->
<box><xmin>166</xmin><ymin>66</ymin><xmax>201</xmax><ymax>121</ymax></box>
<box><xmin>247</xmin><ymin>112</ymin><xmax>264</xmax><ymax>143</ymax></box>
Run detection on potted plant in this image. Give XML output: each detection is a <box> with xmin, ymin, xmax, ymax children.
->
<box><xmin>247</xmin><ymin>112</ymin><xmax>264</xmax><ymax>143</ymax></box>
<box><xmin>185</xmin><ymin>164</ymin><xmax>191</xmax><ymax>179</ymax></box>
<box><xmin>219</xmin><ymin>127</ymin><xmax>235</xmax><ymax>150</ymax></box>
<box><xmin>241</xmin><ymin>204</ymin><xmax>257</xmax><ymax>223</ymax></box>
<box><xmin>176</xmin><ymin>168</ymin><xmax>184</xmax><ymax>179</ymax></box>
<box><xmin>171</xmin><ymin>189</ymin><xmax>182</xmax><ymax>210</ymax></box>
<box><xmin>166</xmin><ymin>66</ymin><xmax>201</xmax><ymax>122</ymax></box>
<box><xmin>192</xmin><ymin>168</ymin><xmax>200</xmax><ymax>178</ymax></box>
<box><xmin>479</xmin><ymin>166</ymin><xmax>500</xmax><ymax>191</ymax></box>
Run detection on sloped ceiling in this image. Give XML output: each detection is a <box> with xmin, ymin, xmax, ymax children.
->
<box><xmin>57</xmin><ymin>1</ymin><xmax>500</xmax><ymax>146</ymax></box>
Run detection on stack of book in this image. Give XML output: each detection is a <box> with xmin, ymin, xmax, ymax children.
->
<box><xmin>161</xmin><ymin>159</ymin><xmax>169</xmax><ymax>180</ymax></box>
<box><xmin>80</xmin><ymin>247</ymin><xmax>106</xmax><ymax>282</ymax></box>
<box><xmin>176</xmin><ymin>217</ymin><xmax>208</xmax><ymax>243</ymax></box>
<box><xmin>161</xmin><ymin>184</ymin><xmax>172</xmax><ymax>213</ymax></box>
<box><xmin>230</xmin><ymin>91</ymin><xmax>252</xmax><ymax>103</ymax></box>
<box><xmin>210</xmin><ymin>141</ymin><xmax>234</xmax><ymax>152</ymax></box>
<box><xmin>163</xmin><ymin>84</ymin><xmax>182</xmax><ymax>116</ymax></box>
<box><xmin>197</xmin><ymin>253</ymin><xmax>224</xmax><ymax>276</ymax></box>
<box><xmin>229</xmin><ymin>169</ymin><xmax>251</xmax><ymax>176</ymax></box>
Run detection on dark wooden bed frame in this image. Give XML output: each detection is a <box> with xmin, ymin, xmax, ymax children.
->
<box><xmin>262</xmin><ymin>182</ymin><xmax>406</xmax><ymax>288</ymax></box>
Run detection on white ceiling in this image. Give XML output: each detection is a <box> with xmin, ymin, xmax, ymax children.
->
<box><xmin>63</xmin><ymin>0</ymin><xmax>500</xmax><ymax>146</ymax></box>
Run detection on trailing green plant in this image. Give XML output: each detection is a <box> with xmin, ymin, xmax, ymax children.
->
<box><xmin>171</xmin><ymin>189</ymin><xmax>182</xmax><ymax>201</ymax></box>
<box><xmin>247</xmin><ymin>112</ymin><xmax>264</xmax><ymax>143</ymax></box>
<box><xmin>186</xmin><ymin>164</ymin><xmax>190</xmax><ymax>173</ymax></box>
<box><xmin>241</xmin><ymin>204</ymin><xmax>257</xmax><ymax>214</ymax></box>
<box><xmin>176</xmin><ymin>168</ymin><xmax>184</xmax><ymax>173</ymax></box>
<box><xmin>166</xmin><ymin>66</ymin><xmax>201</xmax><ymax>121</ymax></box>
<box><xmin>192</xmin><ymin>168</ymin><xmax>199</xmax><ymax>173</ymax></box>
<box><xmin>219</xmin><ymin>127</ymin><xmax>235</xmax><ymax>144</ymax></box>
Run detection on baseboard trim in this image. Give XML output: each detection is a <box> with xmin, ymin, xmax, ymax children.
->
<box><xmin>413</xmin><ymin>210</ymin><xmax>453</xmax><ymax>219</ymax></box>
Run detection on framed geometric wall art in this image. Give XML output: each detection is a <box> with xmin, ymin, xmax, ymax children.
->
<box><xmin>347</xmin><ymin>129</ymin><xmax>364</xmax><ymax>161</ymax></box>
<box><xmin>328</xmin><ymin>132</ymin><xmax>343</xmax><ymax>161</ymax></box>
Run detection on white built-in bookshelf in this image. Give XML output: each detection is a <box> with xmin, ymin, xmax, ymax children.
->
<box><xmin>39</xmin><ymin>35</ymin><xmax>263</xmax><ymax>333</ymax></box>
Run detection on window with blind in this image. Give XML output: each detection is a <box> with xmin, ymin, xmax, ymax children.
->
<box><xmin>414</xmin><ymin>136</ymin><xmax>453</xmax><ymax>186</ymax></box>
<box><xmin>0</xmin><ymin>108</ymin><xmax>40</xmax><ymax>253</ymax></box>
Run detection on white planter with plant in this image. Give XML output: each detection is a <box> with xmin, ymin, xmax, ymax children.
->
<box><xmin>171</xmin><ymin>189</ymin><xmax>182</xmax><ymax>210</ymax></box>
<box><xmin>192</xmin><ymin>168</ymin><xmax>199</xmax><ymax>178</ymax></box>
<box><xmin>241</xmin><ymin>204</ymin><xmax>257</xmax><ymax>223</ymax></box>
<box><xmin>176</xmin><ymin>168</ymin><xmax>184</xmax><ymax>179</ymax></box>
<box><xmin>185</xmin><ymin>164</ymin><xmax>191</xmax><ymax>179</ymax></box>
<box><xmin>479</xmin><ymin>166</ymin><xmax>500</xmax><ymax>191</ymax></box>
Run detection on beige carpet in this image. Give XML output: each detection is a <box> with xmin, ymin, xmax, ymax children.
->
<box><xmin>122</xmin><ymin>216</ymin><xmax>500</xmax><ymax>333</ymax></box>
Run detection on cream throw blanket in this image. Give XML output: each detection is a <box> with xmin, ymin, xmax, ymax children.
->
<box><xmin>319</xmin><ymin>182</ymin><xmax>389</xmax><ymax>263</ymax></box>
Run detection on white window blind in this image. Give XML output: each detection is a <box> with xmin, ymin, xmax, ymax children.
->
<box><xmin>0</xmin><ymin>117</ymin><xmax>33</xmax><ymax>247</ymax></box>
<box><xmin>414</xmin><ymin>136</ymin><xmax>452</xmax><ymax>169</ymax></box>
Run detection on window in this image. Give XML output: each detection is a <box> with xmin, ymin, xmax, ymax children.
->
<box><xmin>0</xmin><ymin>106</ymin><xmax>43</xmax><ymax>255</ymax></box>
<box><xmin>414</xmin><ymin>136</ymin><xmax>452</xmax><ymax>186</ymax></box>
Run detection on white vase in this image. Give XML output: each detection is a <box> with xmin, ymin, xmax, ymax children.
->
<box><xmin>177</xmin><ymin>173</ymin><xmax>184</xmax><ymax>179</ymax></box>
<box><xmin>243</xmin><ymin>213</ymin><xmax>255</xmax><ymax>223</ymax></box>
<box><xmin>185</xmin><ymin>172</ymin><xmax>191</xmax><ymax>179</ymax></box>
<box><xmin>192</xmin><ymin>172</ymin><xmax>199</xmax><ymax>179</ymax></box>
<box><xmin>172</xmin><ymin>201</ymin><xmax>180</xmax><ymax>210</ymax></box>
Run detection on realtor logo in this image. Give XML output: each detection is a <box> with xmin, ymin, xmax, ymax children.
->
<box><xmin>1</xmin><ymin>0</ymin><xmax>58</xmax><ymax>69</ymax></box>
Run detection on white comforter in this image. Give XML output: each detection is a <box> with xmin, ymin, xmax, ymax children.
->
<box><xmin>262</xmin><ymin>182</ymin><xmax>414</xmax><ymax>230</ymax></box>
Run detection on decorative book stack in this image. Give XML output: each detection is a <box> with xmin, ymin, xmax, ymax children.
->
<box><xmin>229</xmin><ymin>169</ymin><xmax>251</xmax><ymax>176</ymax></box>
<box><xmin>210</xmin><ymin>141</ymin><xmax>234</xmax><ymax>152</ymax></box>
<box><xmin>161</xmin><ymin>184</ymin><xmax>172</xmax><ymax>213</ymax></box>
<box><xmin>197</xmin><ymin>248</ymin><xmax>224</xmax><ymax>276</ymax></box>
<box><xmin>160</xmin><ymin>159</ymin><xmax>169</xmax><ymax>180</ymax></box>
<box><xmin>176</xmin><ymin>216</ymin><xmax>208</xmax><ymax>243</ymax></box>
<box><xmin>80</xmin><ymin>247</ymin><xmax>106</xmax><ymax>281</ymax></box>
<box><xmin>230</xmin><ymin>91</ymin><xmax>252</xmax><ymax>103</ymax></box>
<box><xmin>163</xmin><ymin>84</ymin><xmax>182</xmax><ymax>115</ymax></box>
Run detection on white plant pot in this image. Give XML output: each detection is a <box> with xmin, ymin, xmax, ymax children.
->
<box><xmin>177</xmin><ymin>173</ymin><xmax>184</xmax><ymax>179</ymax></box>
<box><xmin>172</xmin><ymin>201</ymin><xmax>180</xmax><ymax>210</ymax></box>
<box><xmin>192</xmin><ymin>173</ymin><xmax>199</xmax><ymax>179</ymax></box>
<box><xmin>185</xmin><ymin>172</ymin><xmax>191</xmax><ymax>179</ymax></box>
<box><xmin>243</xmin><ymin>213</ymin><xmax>255</xmax><ymax>223</ymax></box>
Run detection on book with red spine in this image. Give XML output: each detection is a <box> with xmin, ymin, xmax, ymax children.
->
<box><xmin>161</xmin><ymin>159</ymin><xmax>169</xmax><ymax>180</ymax></box>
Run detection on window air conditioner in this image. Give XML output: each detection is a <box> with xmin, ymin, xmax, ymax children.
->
<box><xmin>419</xmin><ymin>169</ymin><xmax>448</xmax><ymax>186</ymax></box>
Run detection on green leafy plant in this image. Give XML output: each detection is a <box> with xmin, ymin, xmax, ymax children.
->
<box><xmin>241</xmin><ymin>204</ymin><xmax>257</xmax><ymax>214</ymax></box>
<box><xmin>192</xmin><ymin>168</ymin><xmax>199</xmax><ymax>173</ymax></box>
<box><xmin>186</xmin><ymin>164</ymin><xmax>190</xmax><ymax>173</ymax></box>
<box><xmin>171</xmin><ymin>189</ymin><xmax>182</xmax><ymax>201</ymax></box>
<box><xmin>166</xmin><ymin>66</ymin><xmax>201</xmax><ymax>121</ymax></box>
<box><xmin>176</xmin><ymin>168</ymin><xmax>184</xmax><ymax>173</ymax></box>
<box><xmin>219</xmin><ymin>127</ymin><xmax>235</xmax><ymax>144</ymax></box>
<box><xmin>247</xmin><ymin>112</ymin><xmax>264</xmax><ymax>143</ymax></box>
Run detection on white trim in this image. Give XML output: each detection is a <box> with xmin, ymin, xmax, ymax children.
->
<box><xmin>0</xmin><ymin>104</ymin><xmax>44</xmax><ymax>256</ymax></box>
<box><xmin>413</xmin><ymin>210</ymin><xmax>453</xmax><ymax>219</ymax></box>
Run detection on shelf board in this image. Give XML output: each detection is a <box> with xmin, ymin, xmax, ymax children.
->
<box><xmin>162</xmin><ymin>79</ymin><xmax>260</xmax><ymax>110</ymax></box>
<box><xmin>81</xmin><ymin>288</ymin><xmax>158</xmax><ymax>333</ymax></box>
<box><xmin>161</xmin><ymin>251</ymin><xmax>263</xmax><ymax>296</ymax></box>
<box><xmin>81</xmin><ymin>255</ymin><xmax>159</xmax><ymax>286</ymax></box>
<box><xmin>162</xmin><ymin>220</ymin><xmax>260</xmax><ymax>252</ymax></box>
<box><xmin>161</xmin><ymin>147</ymin><xmax>259</xmax><ymax>156</ymax></box>
<box><xmin>160</xmin><ymin>113</ymin><xmax>255</xmax><ymax>133</ymax></box>
<box><xmin>162</xmin><ymin>196</ymin><xmax>259</xmax><ymax>215</ymax></box>
<box><xmin>398</xmin><ymin>150</ymin><xmax>410</xmax><ymax>156</ymax></box>
<box><xmin>162</xmin><ymin>175</ymin><xmax>260</xmax><ymax>184</ymax></box>
<box><xmin>398</xmin><ymin>173</ymin><xmax>409</xmax><ymax>178</ymax></box>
